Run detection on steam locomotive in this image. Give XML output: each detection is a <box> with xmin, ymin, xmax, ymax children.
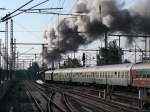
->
<box><xmin>45</xmin><ymin>63</ymin><xmax>150</xmax><ymax>88</ymax></box>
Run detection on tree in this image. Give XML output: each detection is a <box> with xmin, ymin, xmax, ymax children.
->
<box><xmin>123</xmin><ymin>59</ymin><xmax>131</xmax><ymax>63</ymax></box>
<box><xmin>27</xmin><ymin>62</ymin><xmax>40</xmax><ymax>79</ymax></box>
<box><xmin>60</xmin><ymin>57</ymin><xmax>82</xmax><ymax>68</ymax></box>
<box><xmin>97</xmin><ymin>40</ymin><xmax>123</xmax><ymax>65</ymax></box>
<box><xmin>82</xmin><ymin>53</ymin><xmax>86</xmax><ymax>67</ymax></box>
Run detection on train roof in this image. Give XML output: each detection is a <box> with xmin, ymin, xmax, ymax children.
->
<box><xmin>72</xmin><ymin>63</ymin><xmax>133</xmax><ymax>72</ymax></box>
<box><xmin>53</xmin><ymin>68</ymin><xmax>73</xmax><ymax>73</ymax></box>
<box><xmin>94</xmin><ymin>63</ymin><xmax>133</xmax><ymax>72</ymax></box>
<box><xmin>45</xmin><ymin>70</ymin><xmax>53</xmax><ymax>74</ymax></box>
<box><xmin>132</xmin><ymin>63</ymin><xmax>150</xmax><ymax>70</ymax></box>
<box><xmin>51</xmin><ymin>63</ymin><xmax>133</xmax><ymax>73</ymax></box>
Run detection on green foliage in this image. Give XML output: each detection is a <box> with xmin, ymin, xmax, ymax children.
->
<box><xmin>97</xmin><ymin>40</ymin><xmax>123</xmax><ymax>65</ymax></box>
<box><xmin>27</xmin><ymin>62</ymin><xmax>40</xmax><ymax>80</ymax></box>
<box><xmin>123</xmin><ymin>59</ymin><xmax>131</xmax><ymax>63</ymax></box>
<box><xmin>60</xmin><ymin>58</ymin><xmax>82</xmax><ymax>68</ymax></box>
<box><xmin>15</xmin><ymin>70</ymin><xmax>28</xmax><ymax>80</ymax></box>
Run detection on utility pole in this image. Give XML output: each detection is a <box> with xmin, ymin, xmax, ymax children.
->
<box><xmin>0</xmin><ymin>39</ymin><xmax>1</xmax><ymax>83</ymax></box>
<box><xmin>16</xmin><ymin>52</ymin><xmax>19</xmax><ymax>70</ymax></box>
<box><xmin>5</xmin><ymin>20</ymin><xmax>8</xmax><ymax>80</ymax></box>
<box><xmin>119</xmin><ymin>36</ymin><xmax>121</xmax><ymax>50</ymax></box>
<box><xmin>149</xmin><ymin>37</ymin><xmax>150</xmax><ymax>58</ymax></box>
<box><xmin>104</xmin><ymin>32</ymin><xmax>108</xmax><ymax>49</ymax></box>
<box><xmin>34</xmin><ymin>54</ymin><xmax>37</xmax><ymax>62</ymax></box>
<box><xmin>145</xmin><ymin>37</ymin><xmax>147</xmax><ymax>58</ymax></box>
<box><xmin>118</xmin><ymin>36</ymin><xmax>121</xmax><ymax>64</ymax></box>
<box><xmin>10</xmin><ymin>19</ymin><xmax>13</xmax><ymax>79</ymax></box>
<box><xmin>13</xmin><ymin>38</ymin><xmax>16</xmax><ymax>79</ymax></box>
<box><xmin>74</xmin><ymin>50</ymin><xmax>76</xmax><ymax>59</ymax></box>
<box><xmin>42</xmin><ymin>44</ymin><xmax>45</xmax><ymax>69</ymax></box>
<box><xmin>135</xmin><ymin>45</ymin><xmax>136</xmax><ymax>63</ymax></box>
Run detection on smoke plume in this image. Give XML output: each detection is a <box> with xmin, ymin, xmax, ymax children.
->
<box><xmin>45</xmin><ymin>0</ymin><xmax>150</xmax><ymax>62</ymax></box>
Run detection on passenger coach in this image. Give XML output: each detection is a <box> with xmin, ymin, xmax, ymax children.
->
<box><xmin>45</xmin><ymin>63</ymin><xmax>134</xmax><ymax>87</ymax></box>
<box><xmin>45</xmin><ymin>63</ymin><xmax>150</xmax><ymax>88</ymax></box>
<box><xmin>131</xmin><ymin>63</ymin><xmax>150</xmax><ymax>88</ymax></box>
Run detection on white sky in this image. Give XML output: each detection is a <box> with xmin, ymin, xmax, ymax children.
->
<box><xmin>0</xmin><ymin>0</ymin><xmax>78</xmax><ymax>67</ymax></box>
<box><xmin>0</xmin><ymin>0</ymin><xmax>148</xmax><ymax>68</ymax></box>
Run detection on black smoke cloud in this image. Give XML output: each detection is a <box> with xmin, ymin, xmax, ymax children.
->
<box><xmin>45</xmin><ymin>0</ymin><xmax>150</xmax><ymax>62</ymax></box>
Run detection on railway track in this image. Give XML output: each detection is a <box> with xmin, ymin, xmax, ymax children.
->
<box><xmin>67</xmin><ymin>90</ymin><xmax>139</xmax><ymax>112</ymax></box>
<box><xmin>36</xmin><ymin>82</ymin><xmax>140</xmax><ymax>112</ymax></box>
<box><xmin>25</xmin><ymin>82</ymin><xmax>45</xmax><ymax>112</ymax></box>
<box><xmin>44</xmin><ymin>83</ymin><xmax>147</xmax><ymax>109</ymax></box>
<box><xmin>28</xmin><ymin>81</ymin><xmax>75</xmax><ymax>112</ymax></box>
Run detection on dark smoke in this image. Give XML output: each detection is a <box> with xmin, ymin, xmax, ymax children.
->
<box><xmin>45</xmin><ymin>0</ymin><xmax>150</xmax><ymax>62</ymax></box>
<box><xmin>46</xmin><ymin>20</ymin><xmax>86</xmax><ymax>61</ymax></box>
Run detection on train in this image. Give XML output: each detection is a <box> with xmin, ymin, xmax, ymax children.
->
<box><xmin>44</xmin><ymin>63</ymin><xmax>150</xmax><ymax>88</ymax></box>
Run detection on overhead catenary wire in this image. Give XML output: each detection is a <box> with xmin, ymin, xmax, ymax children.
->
<box><xmin>1</xmin><ymin>0</ymin><xmax>34</xmax><ymax>22</ymax></box>
<box><xmin>0</xmin><ymin>0</ymin><xmax>49</xmax><ymax>22</ymax></box>
<box><xmin>21</xmin><ymin>11</ymin><xmax>85</xmax><ymax>16</ymax></box>
<box><xmin>10</xmin><ymin>0</ymin><xmax>49</xmax><ymax>19</ymax></box>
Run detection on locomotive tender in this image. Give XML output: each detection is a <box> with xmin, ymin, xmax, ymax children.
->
<box><xmin>45</xmin><ymin>63</ymin><xmax>150</xmax><ymax>88</ymax></box>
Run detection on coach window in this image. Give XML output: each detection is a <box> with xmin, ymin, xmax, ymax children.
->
<box><xmin>143</xmin><ymin>71</ymin><xmax>147</xmax><ymax>78</ymax></box>
<box><xmin>86</xmin><ymin>73</ymin><xmax>88</xmax><ymax>78</ymax></box>
<box><xmin>80</xmin><ymin>73</ymin><xmax>82</xmax><ymax>78</ymax></box>
<box><xmin>102</xmin><ymin>72</ymin><xmax>104</xmax><ymax>78</ymax></box>
<box><xmin>137</xmin><ymin>71</ymin><xmax>142</xmax><ymax>78</ymax></box>
<box><xmin>103</xmin><ymin>72</ymin><xmax>105</xmax><ymax>78</ymax></box>
<box><xmin>142</xmin><ymin>71</ymin><xmax>144</xmax><ymax>78</ymax></box>
<box><xmin>82</xmin><ymin>73</ymin><xmax>84</xmax><ymax>78</ymax></box>
<box><xmin>146</xmin><ymin>71</ymin><xmax>148</xmax><ymax>78</ymax></box>
<box><xmin>147</xmin><ymin>71</ymin><xmax>150</xmax><ymax>78</ymax></box>
<box><xmin>104</xmin><ymin>72</ymin><xmax>105</xmax><ymax>78</ymax></box>
<box><xmin>99</xmin><ymin>73</ymin><xmax>101</xmax><ymax>78</ymax></box>
<box><xmin>76</xmin><ymin>73</ymin><xmax>79</xmax><ymax>78</ymax></box>
<box><xmin>86</xmin><ymin>73</ymin><xmax>88</xmax><ymax>77</ymax></box>
<box><xmin>140</xmin><ymin>71</ymin><xmax>143</xmax><ymax>78</ymax></box>
<box><xmin>124</xmin><ymin>72</ymin><xmax>126</xmax><ymax>78</ymax></box>
<box><xmin>99</xmin><ymin>72</ymin><xmax>101</xmax><ymax>78</ymax></box>
<box><xmin>83</xmin><ymin>73</ymin><xmax>85</xmax><ymax>78</ymax></box>
<box><xmin>76</xmin><ymin>73</ymin><xmax>78</xmax><ymax>78</ymax></box>
<box><xmin>98</xmin><ymin>72</ymin><xmax>100</xmax><ymax>78</ymax></box>
<box><xmin>96</xmin><ymin>72</ymin><xmax>98</xmax><ymax>78</ymax></box>
<box><xmin>63</xmin><ymin>74</ymin><xmax>66</xmax><ymax>78</ymax></box>
<box><xmin>84</xmin><ymin>73</ymin><xmax>86</xmax><ymax>78</ymax></box>
<box><xmin>85</xmin><ymin>73</ymin><xmax>88</xmax><ymax>78</ymax></box>
<box><xmin>110</xmin><ymin>72</ymin><xmax>112</xmax><ymax>78</ymax></box>
<box><xmin>88</xmin><ymin>73</ymin><xmax>90</xmax><ymax>78</ymax></box>
<box><xmin>109</xmin><ymin>74</ymin><xmax>111</xmax><ymax>78</ymax></box>
<box><xmin>95</xmin><ymin>72</ymin><xmax>97</xmax><ymax>78</ymax></box>
<box><xmin>122</xmin><ymin>72</ymin><xmax>124</xmax><ymax>78</ymax></box>
<box><xmin>118</xmin><ymin>72</ymin><xmax>120</xmax><ymax>78</ymax></box>
<box><xmin>126</xmin><ymin>72</ymin><xmax>129</xmax><ymax>78</ymax></box>
<box><xmin>143</xmin><ymin>71</ymin><xmax>146</xmax><ymax>78</ymax></box>
<box><xmin>89</xmin><ymin>73</ymin><xmax>91</xmax><ymax>78</ymax></box>
<box><xmin>114</xmin><ymin>72</ymin><xmax>117</xmax><ymax>78</ymax></box>
<box><xmin>146</xmin><ymin>71</ymin><xmax>148</xmax><ymax>77</ymax></box>
<box><xmin>107</xmin><ymin>72</ymin><xmax>109</xmax><ymax>78</ymax></box>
